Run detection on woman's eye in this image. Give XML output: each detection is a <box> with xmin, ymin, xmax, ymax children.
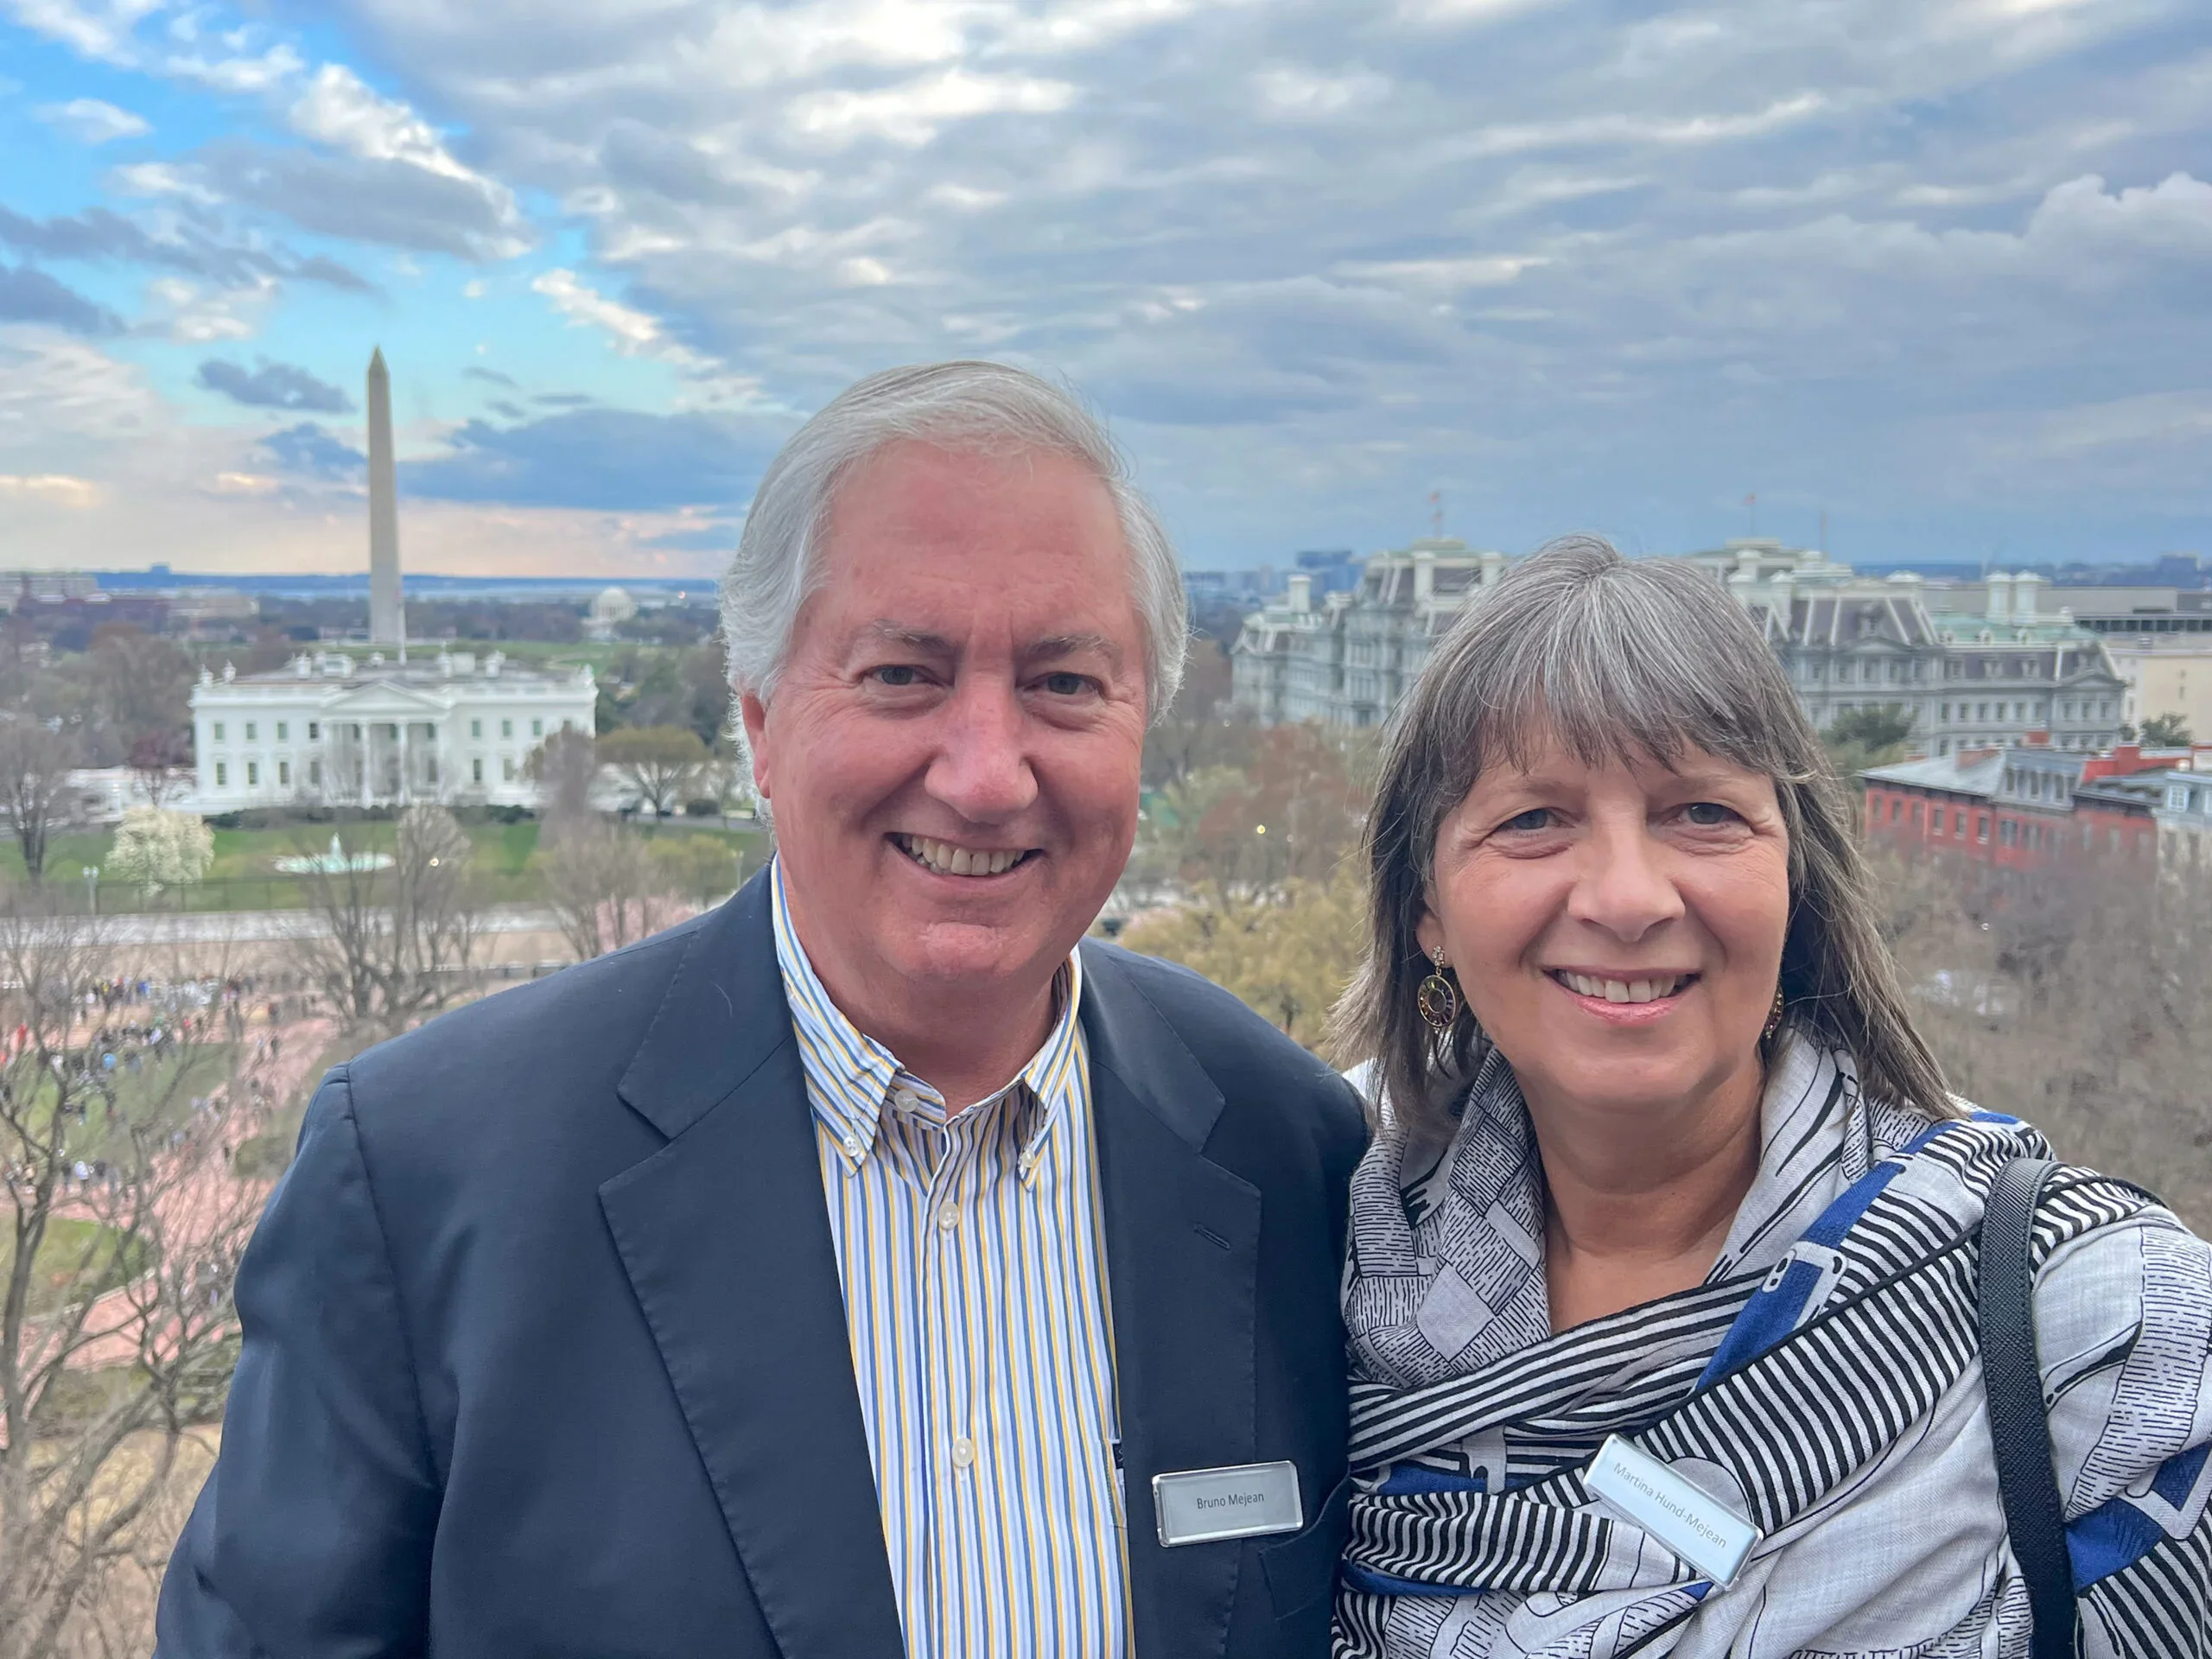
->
<box><xmin>1682</xmin><ymin>801</ymin><xmax>1736</xmax><ymax>826</ymax></box>
<box><xmin>1501</xmin><ymin>808</ymin><xmax>1554</xmax><ymax>832</ymax></box>
<box><xmin>1039</xmin><ymin>671</ymin><xmax>1090</xmax><ymax>696</ymax></box>
<box><xmin>870</xmin><ymin>664</ymin><xmax>922</xmax><ymax>688</ymax></box>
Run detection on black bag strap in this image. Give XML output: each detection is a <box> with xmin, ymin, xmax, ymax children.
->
<box><xmin>1977</xmin><ymin>1155</ymin><xmax>2079</xmax><ymax>1659</ymax></box>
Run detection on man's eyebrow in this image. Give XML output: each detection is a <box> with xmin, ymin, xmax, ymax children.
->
<box><xmin>863</xmin><ymin>622</ymin><xmax>956</xmax><ymax>654</ymax></box>
<box><xmin>1023</xmin><ymin>632</ymin><xmax>1122</xmax><ymax>666</ymax></box>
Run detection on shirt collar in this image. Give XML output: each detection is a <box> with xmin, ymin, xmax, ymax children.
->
<box><xmin>770</xmin><ymin>856</ymin><xmax>1086</xmax><ymax>1172</ymax></box>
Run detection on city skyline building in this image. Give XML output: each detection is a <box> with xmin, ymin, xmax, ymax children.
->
<box><xmin>1230</xmin><ymin>538</ymin><xmax>2130</xmax><ymax>756</ymax></box>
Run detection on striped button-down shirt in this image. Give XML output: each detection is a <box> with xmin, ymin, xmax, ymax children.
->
<box><xmin>771</xmin><ymin>861</ymin><xmax>1128</xmax><ymax>1657</ymax></box>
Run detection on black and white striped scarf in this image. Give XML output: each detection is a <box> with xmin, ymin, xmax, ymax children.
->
<box><xmin>1338</xmin><ymin>1037</ymin><xmax>2212</xmax><ymax>1657</ymax></box>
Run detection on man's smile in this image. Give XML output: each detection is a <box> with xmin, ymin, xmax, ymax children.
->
<box><xmin>892</xmin><ymin>833</ymin><xmax>1040</xmax><ymax>878</ymax></box>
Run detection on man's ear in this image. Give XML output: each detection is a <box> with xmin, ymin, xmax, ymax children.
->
<box><xmin>739</xmin><ymin>691</ymin><xmax>772</xmax><ymax>801</ymax></box>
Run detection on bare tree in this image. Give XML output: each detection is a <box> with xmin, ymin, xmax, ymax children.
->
<box><xmin>524</xmin><ymin>728</ymin><xmax>597</xmax><ymax>828</ymax></box>
<box><xmin>0</xmin><ymin>895</ymin><xmax>266</xmax><ymax>1658</ymax></box>
<box><xmin>597</xmin><ymin>726</ymin><xmax>706</xmax><ymax>818</ymax></box>
<box><xmin>0</xmin><ymin>722</ymin><xmax>78</xmax><ymax>886</ymax></box>
<box><xmin>286</xmin><ymin>808</ymin><xmax>485</xmax><ymax>1041</ymax></box>
<box><xmin>1870</xmin><ymin>843</ymin><xmax>2212</xmax><ymax>1230</ymax></box>
<box><xmin>540</xmin><ymin>820</ymin><xmax>666</xmax><ymax>962</ymax></box>
<box><xmin>125</xmin><ymin>733</ymin><xmax>193</xmax><ymax>812</ymax></box>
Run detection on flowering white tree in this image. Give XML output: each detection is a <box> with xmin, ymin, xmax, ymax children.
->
<box><xmin>104</xmin><ymin>808</ymin><xmax>215</xmax><ymax>893</ymax></box>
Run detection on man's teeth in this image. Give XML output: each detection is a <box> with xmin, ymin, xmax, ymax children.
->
<box><xmin>1559</xmin><ymin>971</ymin><xmax>1688</xmax><ymax>1004</ymax></box>
<box><xmin>898</xmin><ymin>836</ymin><xmax>1024</xmax><ymax>876</ymax></box>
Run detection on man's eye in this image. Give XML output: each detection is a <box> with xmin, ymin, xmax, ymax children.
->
<box><xmin>870</xmin><ymin>665</ymin><xmax>922</xmax><ymax>688</ymax></box>
<box><xmin>1683</xmin><ymin>802</ymin><xmax>1736</xmax><ymax>826</ymax></box>
<box><xmin>1039</xmin><ymin>671</ymin><xmax>1090</xmax><ymax>696</ymax></box>
<box><xmin>1501</xmin><ymin>808</ymin><xmax>1553</xmax><ymax>832</ymax></box>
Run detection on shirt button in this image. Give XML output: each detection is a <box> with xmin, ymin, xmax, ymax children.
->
<box><xmin>952</xmin><ymin>1436</ymin><xmax>976</xmax><ymax>1470</ymax></box>
<box><xmin>842</xmin><ymin>1133</ymin><xmax>864</xmax><ymax>1160</ymax></box>
<box><xmin>937</xmin><ymin>1201</ymin><xmax>961</xmax><ymax>1232</ymax></box>
<box><xmin>893</xmin><ymin>1089</ymin><xmax>920</xmax><ymax>1113</ymax></box>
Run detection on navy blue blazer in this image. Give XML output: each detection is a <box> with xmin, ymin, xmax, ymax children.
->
<box><xmin>158</xmin><ymin>870</ymin><xmax>1367</xmax><ymax>1657</ymax></box>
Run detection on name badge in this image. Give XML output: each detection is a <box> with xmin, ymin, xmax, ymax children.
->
<box><xmin>1584</xmin><ymin>1435</ymin><xmax>1763</xmax><ymax>1588</ymax></box>
<box><xmin>1151</xmin><ymin>1460</ymin><xmax>1304</xmax><ymax>1548</ymax></box>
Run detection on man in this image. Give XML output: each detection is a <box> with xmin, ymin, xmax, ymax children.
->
<box><xmin>158</xmin><ymin>361</ymin><xmax>1366</xmax><ymax>1657</ymax></box>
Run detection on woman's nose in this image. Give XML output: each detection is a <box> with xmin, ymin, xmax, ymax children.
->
<box><xmin>1567</xmin><ymin>821</ymin><xmax>1686</xmax><ymax>940</ymax></box>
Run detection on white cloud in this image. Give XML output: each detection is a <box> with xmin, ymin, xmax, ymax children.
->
<box><xmin>108</xmin><ymin>160</ymin><xmax>224</xmax><ymax>204</ymax></box>
<box><xmin>1253</xmin><ymin>65</ymin><xmax>1391</xmax><ymax>120</ymax></box>
<box><xmin>35</xmin><ymin>96</ymin><xmax>151</xmax><ymax>142</ymax></box>
<box><xmin>143</xmin><ymin>275</ymin><xmax>279</xmax><ymax>343</ymax></box>
<box><xmin>1</xmin><ymin>0</ymin><xmax>162</xmax><ymax>61</ymax></box>
<box><xmin>785</xmin><ymin>68</ymin><xmax>1077</xmax><ymax>146</ymax></box>
<box><xmin>0</xmin><ymin>472</ymin><xmax>100</xmax><ymax>506</ymax></box>
<box><xmin>290</xmin><ymin>63</ymin><xmax>478</xmax><ymax>184</ymax></box>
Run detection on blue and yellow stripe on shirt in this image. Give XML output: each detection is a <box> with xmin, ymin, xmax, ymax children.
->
<box><xmin>772</xmin><ymin>860</ymin><xmax>1129</xmax><ymax>1657</ymax></box>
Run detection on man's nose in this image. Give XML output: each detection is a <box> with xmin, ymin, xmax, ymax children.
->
<box><xmin>1566</xmin><ymin>817</ymin><xmax>1685</xmax><ymax>941</ymax></box>
<box><xmin>924</xmin><ymin>677</ymin><xmax>1039</xmax><ymax>823</ymax></box>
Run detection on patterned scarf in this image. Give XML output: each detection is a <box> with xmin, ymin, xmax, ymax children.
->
<box><xmin>1337</xmin><ymin>1036</ymin><xmax>2212</xmax><ymax>1658</ymax></box>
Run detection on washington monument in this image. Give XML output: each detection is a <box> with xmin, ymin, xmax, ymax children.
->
<box><xmin>367</xmin><ymin>347</ymin><xmax>405</xmax><ymax>645</ymax></box>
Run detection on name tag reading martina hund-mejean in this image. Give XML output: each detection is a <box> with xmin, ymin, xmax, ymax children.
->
<box><xmin>1151</xmin><ymin>1461</ymin><xmax>1304</xmax><ymax>1548</ymax></box>
<box><xmin>1584</xmin><ymin>1435</ymin><xmax>1764</xmax><ymax>1588</ymax></box>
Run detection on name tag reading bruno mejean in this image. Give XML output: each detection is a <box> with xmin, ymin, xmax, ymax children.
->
<box><xmin>1152</xmin><ymin>1461</ymin><xmax>1304</xmax><ymax>1548</ymax></box>
<box><xmin>1584</xmin><ymin>1435</ymin><xmax>1763</xmax><ymax>1588</ymax></box>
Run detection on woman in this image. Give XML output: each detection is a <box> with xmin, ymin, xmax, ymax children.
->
<box><xmin>1332</xmin><ymin>538</ymin><xmax>2210</xmax><ymax>1657</ymax></box>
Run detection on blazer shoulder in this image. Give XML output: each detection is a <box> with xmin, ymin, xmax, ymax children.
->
<box><xmin>1083</xmin><ymin>938</ymin><xmax>1364</xmax><ymax>1135</ymax></box>
<box><xmin>340</xmin><ymin>911</ymin><xmax>713</xmax><ymax>1135</ymax></box>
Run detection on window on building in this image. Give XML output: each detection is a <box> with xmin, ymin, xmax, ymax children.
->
<box><xmin>245</xmin><ymin>721</ymin><xmax>257</xmax><ymax>741</ymax></box>
<box><xmin>1889</xmin><ymin>798</ymin><xmax>1902</xmax><ymax>823</ymax></box>
<box><xmin>1940</xmin><ymin>702</ymin><xmax>1950</xmax><ymax>721</ymax></box>
<box><xmin>500</xmin><ymin>719</ymin><xmax>513</xmax><ymax>739</ymax></box>
<box><xmin>276</xmin><ymin>721</ymin><xmax>288</xmax><ymax>741</ymax></box>
<box><xmin>1999</xmin><ymin>821</ymin><xmax>2015</xmax><ymax>846</ymax></box>
<box><xmin>310</xmin><ymin>759</ymin><xmax>322</xmax><ymax>785</ymax></box>
<box><xmin>246</xmin><ymin>760</ymin><xmax>259</xmax><ymax>786</ymax></box>
<box><xmin>212</xmin><ymin>721</ymin><xmax>226</xmax><ymax>742</ymax></box>
<box><xmin>1977</xmin><ymin>813</ymin><xmax>1989</xmax><ymax>843</ymax></box>
<box><xmin>471</xmin><ymin>718</ymin><xmax>482</xmax><ymax>739</ymax></box>
<box><xmin>1976</xmin><ymin>702</ymin><xmax>1988</xmax><ymax>720</ymax></box>
<box><xmin>308</xmin><ymin>721</ymin><xmax>320</xmax><ymax>741</ymax></box>
<box><xmin>502</xmin><ymin>758</ymin><xmax>517</xmax><ymax>781</ymax></box>
<box><xmin>531</xmin><ymin>717</ymin><xmax>543</xmax><ymax>737</ymax></box>
<box><xmin>278</xmin><ymin>760</ymin><xmax>290</xmax><ymax>786</ymax></box>
<box><xmin>214</xmin><ymin>761</ymin><xmax>227</xmax><ymax>786</ymax></box>
<box><xmin>472</xmin><ymin>758</ymin><xmax>484</xmax><ymax>784</ymax></box>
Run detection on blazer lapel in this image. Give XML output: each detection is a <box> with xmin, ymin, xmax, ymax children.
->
<box><xmin>600</xmin><ymin>874</ymin><xmax>903</xmax><ymax>1659</ymax></box>
<box><xmin>1081</xmin><ymin>944</ymin><xmax>1262</xmax><ymax>1659</ymax></box>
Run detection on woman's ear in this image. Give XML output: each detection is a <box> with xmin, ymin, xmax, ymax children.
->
<box><xmin>1414</xmin><ymin>906</ymin><xmax>1443</xmax><ymax>963</ymax></box>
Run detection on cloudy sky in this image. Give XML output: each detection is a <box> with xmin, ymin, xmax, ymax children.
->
<box><xmin>2</xmin><ymin>0</ymin><xmax>2208</xmax><ymax>578</ymax></box>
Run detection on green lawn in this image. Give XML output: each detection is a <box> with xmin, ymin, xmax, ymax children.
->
<box><xmin>3</xmin><ymin>820</ymin><xmax>768</xmax><ymax>911</ymax></box>
<box><xmin>0</xmin><ymin>1217</ymin><xmax>152</xmax><ymax>1315</ymax></box>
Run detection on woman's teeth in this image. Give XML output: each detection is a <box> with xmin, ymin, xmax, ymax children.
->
<box><xmin>897</xmin><ymin>836</ymin><xmax>1025</xmax><ymax>876</ymax></box>
<box><xmin>1557</xmin><ymin>971</ymin><xmax>1688</xmax><ymax>1004</ymax></box>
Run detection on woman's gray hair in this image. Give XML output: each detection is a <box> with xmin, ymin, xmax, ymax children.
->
<box><xmin>1332</xmin><ymin>535</ymin><xmax>1955</xmax><ymax>1138</ymax></box>
<box><xmin>720</xmin><ymin>359</ymin><xmax>1187</xmax><ymax>718</ymax></box>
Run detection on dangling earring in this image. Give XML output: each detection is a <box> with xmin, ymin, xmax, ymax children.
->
<box><xmin>1417</xmin><ymin>947</ymin><xmax>1460</xmax><ymax>1035</ymax></box>
<box><xmin>1762</xmin><ymin>984</ymin><xmax>1786</xmax><ymax>1042</ymax></box>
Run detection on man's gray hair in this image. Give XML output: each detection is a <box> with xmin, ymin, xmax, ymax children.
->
<box><xmin>721</xmin><ymin>360</ymin><xmax>1187</xmax><ymax>718</ymax></box>
<box><xmin>1332</xmin><ymin>535</ymin><xmax>1956</xmax><ymax>1137</ymax></box>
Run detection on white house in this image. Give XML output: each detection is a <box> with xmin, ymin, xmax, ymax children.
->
<box><xmin>189</xmin><ymin>650</ymin><xmax>597</xmax><ymax>811</ymax></box>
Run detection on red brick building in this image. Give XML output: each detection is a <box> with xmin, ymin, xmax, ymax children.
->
<box><xmin>1859</xmin><ymin>743</ymin><xmax>2181</xmax><ymax>870</ymax></box>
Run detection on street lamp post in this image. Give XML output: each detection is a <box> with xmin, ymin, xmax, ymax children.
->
<box><xmin>82</xmin><ymin>864</ymin><xmax>99</xmax><ymax>914</ymax></box>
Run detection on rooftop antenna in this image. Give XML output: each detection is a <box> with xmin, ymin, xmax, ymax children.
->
<box><xmin>1429</xmin><ymin>490</ymin><xmax>1443</xmax><ymax>540</ymax></box>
